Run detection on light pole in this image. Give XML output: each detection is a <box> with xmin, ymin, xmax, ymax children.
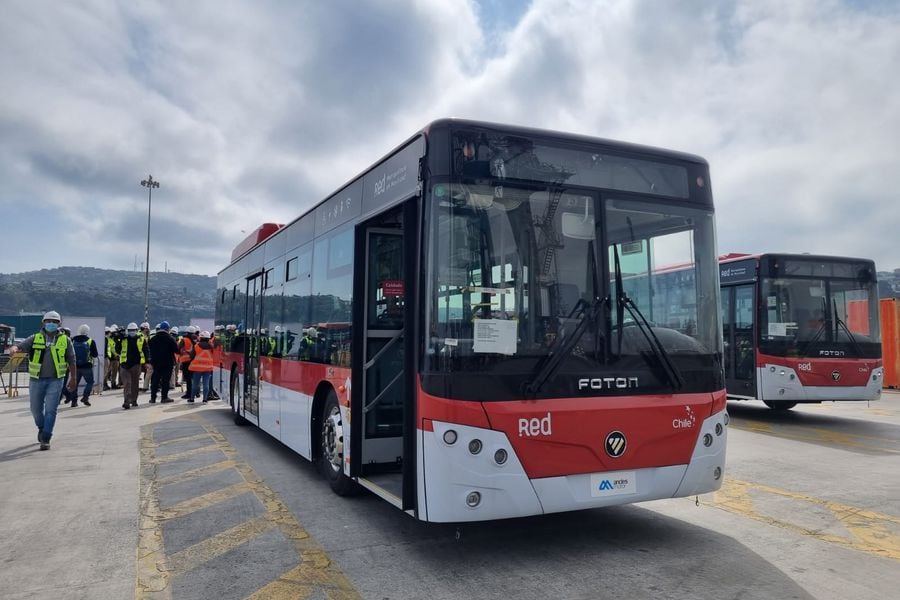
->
<box><xmin>140</xmin><ymin>174</ymin><xmax>160</xmax><ymax>323</ymax></box>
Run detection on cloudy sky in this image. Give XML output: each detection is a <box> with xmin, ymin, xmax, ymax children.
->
<box><xmin>2</xmin><ymin>0</ymin><xmax>899</xmax><ymax>276</ymax></box>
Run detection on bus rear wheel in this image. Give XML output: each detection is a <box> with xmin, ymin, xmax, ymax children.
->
<box><xmin>320</xmin><ymin>391</ymin><xmax>356</xmax><ymax>496</ymax></box>
<box><xmin>764</xmin><ymin>401</ymin><xmax>797</xmax><ymax>411</ymax></box>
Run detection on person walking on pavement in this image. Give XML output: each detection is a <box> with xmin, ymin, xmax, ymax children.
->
<box><xmin>8</xmin><ymin>311</ymin><xmax>77</xmax><ymax>450</ymax></box>
<box><xmin>120</xmin><ymin>322</ymin><xmax>148</xmax><ymax>409</ymax></box>
<box><xmin>68</xmin><ymin>324</ymin><xmax>98</xmax><ymax>406</ymax></box>
<box><xmin>188</xmin><ymin>331</ymin><xmax>215</xmax><ymax>403</ymax></box>
<box><xmin>148</xmin><ymin>321</ymin><xmax>179</xmax><ymax>403</ymax></box>
<box><xmin>178</xmin><ymin>326</ymin><xmax>197</xmax><ymax>400</ymax></box>
<box><xmin>139</xmin><ymin>322</ymin><xmax>152</xmax><ymax>392</ymax></box>
<box><xmin>105</xmin><ymin>325</ymin><xmax>121</xmax><ymax>390</ymax></box>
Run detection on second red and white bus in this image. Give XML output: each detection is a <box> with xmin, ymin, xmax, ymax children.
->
<box><xmin>215</xmin><ymin>119</ymin><xmax>728</xmax><ymax>522</ymax></box>
<box><xmin>719</xmin><ymin>252</ymin><xmax>883</xmax><ymax>409</ymax></box>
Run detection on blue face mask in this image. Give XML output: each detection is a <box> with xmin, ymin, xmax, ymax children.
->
<box><xmin>44</xmin><ymin>323</ymin><xmax>59</xmax><ymax>333</ymax></box>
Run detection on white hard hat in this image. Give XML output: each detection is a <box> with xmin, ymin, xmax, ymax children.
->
<box><xmin>170</xmin><ymin>326</ymin><xmax>180</xmax><ymax>334</ymax></box>
<box><xmin>43</xmin><ymin>310</ymin><xmax>61</xmax><ymax>322</ymax></box>
<box><xmin>104</xmin><ymin>326</ymin><xmax>111</xmax><ymax>333</ymax></box>
<box><xmin>199</xmin><ymin>330</ymin><xmax>211</xmax><ymax>339</ymax></box>
<box><xmin>226</xmin><ymin>324</ymin><xmax>236</xmax><ymax>331</ymax></box>
<box><xmin>186</xmin><ymin>326</ymin><xmax>197</xmax><ymax>334</ymax></box>
<box><xmin>214</xmin><ymin>325</ymin><xmax>224</xmax><ymax>331</ymax></box>
<box><xmin>77</xmin><ymin>324</ymin><xmax>90</xmax><ymax>335</ymax></box>
<box><xmin>127</xmin><ymin>322</ymin><xmax>139</xmax><ymax>331</ymax></box>
<box><xmin>140</xmin><ymin>322</ymin><xmax>150</xmax><ymax>329</ymax></box>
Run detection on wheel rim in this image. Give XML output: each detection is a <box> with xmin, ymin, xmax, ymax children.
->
<box><xmin>322</xmin><ymin>405</ymin><xmax>343</xmax><ymax>473</ymax></box>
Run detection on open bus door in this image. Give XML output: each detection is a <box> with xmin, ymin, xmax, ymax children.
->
<box><xmin>351</xmin><ymin>201</ymin><xmax>417</xmax><ymax>511</ymax></box>
<box><xmin>723</xmin><ymin>284</ymin><xmax>757</xmax><ymax>397</ymax></box>
<box><xmin>243</xmin><ymin>272</ymin><xmax>264</xmax><ymax>419</ymax></box>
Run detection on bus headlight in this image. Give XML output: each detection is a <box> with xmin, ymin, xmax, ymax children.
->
<box><xmin>714</xmin><ymin>467</ymin><xmax>722</xmax><ymax>480</ymax></box>
<box><xmin>494</xmin><ymin>448</ymin><xmax>508</xmax><ymax>465</ymax></box>
<box><xmin>466</xmin><ymin>491</ymin><xmax>481</xmax><ymax>507</ymax></box>
<box><xmin>715</xmin><ymin>423</ymin><xmax>723</xmax><ymax>436</ymax></box>
<box><xmin>703</xmin><ymin>433</ymin><xmax>714</xmax><ymax>447</ymax></box>
<box><xmin>468</xmin><ymin>439</ymin><xmax>483</xmax><ymax>455</ymax></box>
<box><xmin>443</xmin><ymin>430</ymin><xmax>458</xmax><ymax>445</ymax></box>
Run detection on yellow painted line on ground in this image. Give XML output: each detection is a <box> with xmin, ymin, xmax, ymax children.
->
<box><xmin>154</xmin><ymin>432</ymin><xmax>215</xmax><ymax>447</ymax></box>
<box><xmin>710</xmin><ymin>478</ymin><xmax>900</xmax><ymax>562</ymax></box>
<box><xmin>136</xmin><ymin>415</ymin><xmax>361</xmax><ymax>600</ymax></box>
<box><xmin>151</xmin><ymin>444</ymin><xmax>222</xmax><ymax>465</ymax></box>
<box><xmin>159</xmin><ymin>481</ymin><xmax>253</xmax><ymax>519</ymax></box>
<box><xmin>165</xmin><ymin>514</ymin><xmax>279</xmax><ymax>577</ymax></box>
<box><xmin>157</xmin><ymin>460</ymin><xmax>237</xmax><ymax>487</ymax></box>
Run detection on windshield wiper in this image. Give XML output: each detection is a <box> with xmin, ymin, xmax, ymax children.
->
<box><xmin>799</xmin><ymin>298</ymin><xmax>828</xmax><ymax>356</ymax></box>
<box><xmin>832</xmin><ymin>298</ymin><xmax>863</xmax><ymax>357</ymax></box>
<box><xmin>612</xmin><ymin>246</ymin><xmax>683</xmax><ymax>391</ymax></box>
<box><xmin>525</xmin><ymin>296</ymin><xmax>608</xmax><ymax>397</ymax></box>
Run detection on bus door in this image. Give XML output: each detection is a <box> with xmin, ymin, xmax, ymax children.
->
<box><xmin>244</xmin><ymin>272</ymin><xmax>264</xmax><ymax>418</ymax></box>
<box><xmin>724</xmin><ymin>284</ymin><xmax>757</xmax><ymax>397</ymax></box>
<box><xmin>356</xmin><ymin>213</ymin><xmax>409</xmax><ymax>506</ymax></box>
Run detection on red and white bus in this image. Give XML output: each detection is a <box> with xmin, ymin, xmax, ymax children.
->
<box><xmin>719</xmin><ymin>252</ymin><xmax>883</xmax><ymax>409</ymax></box>
<box><xmin>215</xmin><ymin>119</ymin><xmax>728</xmax><ymax>522</ymax></box>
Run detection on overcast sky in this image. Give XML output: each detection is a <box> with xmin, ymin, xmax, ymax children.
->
<box><xmin>2</xmin><ymin>0</ymin><xmax>899</xmax><ymax>277</ymax></box>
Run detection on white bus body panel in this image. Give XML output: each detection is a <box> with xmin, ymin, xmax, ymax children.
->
<box><xmin>757</xmin><ymin>365</ymin><xmax>883</xmax><ymax>402</ymax></box>
<box><xmin>422</xmin><ymin>410</ymin><xmax>728</xmax><ymax>523</ymax></box>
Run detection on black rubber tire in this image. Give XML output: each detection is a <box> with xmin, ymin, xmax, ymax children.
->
<box><xmin>319</xmin><ymin>390</ymin><xmax>356</xmax><ymax>495</ymax></box>
<box><xmin>231</xmin><ymin>370</ymin><xmax>247</xmax><ymax>426</ymax></box>
<box><xmin>763</xmin><ymin>401</ymin><xmax>797</xmax><ymax>411</ymax></box>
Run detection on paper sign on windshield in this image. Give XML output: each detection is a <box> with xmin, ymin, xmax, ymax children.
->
<box><xmin>473</xmin><ymin>319</ymin><xmax>517</xmax><ymax>355</ymax></box>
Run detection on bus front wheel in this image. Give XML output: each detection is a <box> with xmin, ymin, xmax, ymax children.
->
<box><xmin>764</xmin><ymin>401</ymin><xmax>797</xmax><ymax>411</ymax></box>
<box><xmin>320</xmin><ymin>391</ymin><xmax>356</xmax><ymax>496</ymax></box>
<box><xmin>231</xmin><ymin>370</ymin><xmax>247</xmax><ymax>426</ymax></box>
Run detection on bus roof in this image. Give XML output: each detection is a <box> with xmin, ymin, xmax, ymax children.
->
<box><xmin>720</xmin><ymin>252</ymin><xmax>875</xmax><ymax>265</ymax></box>
<box><xmin>225</xmin><ymin>118</ymin><xmax>711</xmax><ymax>271</ymax></box>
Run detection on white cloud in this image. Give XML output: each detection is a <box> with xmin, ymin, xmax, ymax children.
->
<box><xmin>1</xmin><ymin>0</ymin><xmax>899</xmax><ymax>275</ymax></box>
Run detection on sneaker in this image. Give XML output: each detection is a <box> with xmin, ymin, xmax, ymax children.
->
<box><xmin>180</xmin><ymin>394</ymin><xmax>190</xmax><ymax>399</ymax></box>
<box><xmin>202</xmin><ymin>399</ymin><xmax>208</xmax><ymax>403</ymax></box>
<box><xmin>82</xmin><ymin>399</ymin><xmax>91</xmax><ymax>407</ymax></box>
<box><xmin>187</xmin><ymin>399</ymin><xmax>195</xmax><ymax>403</ymax></box>
<box><xmin>39</xmin><ymin>442</ymin><xmax>50</xmax><ymax>451</ymax></box>
<box><xmin>149</xmin><ymin>396</ymin><xmax>157</xmax><ymax>404</ymax></box>
<box><xmin>122</xmin><ymin>404</ymin><xmax>130</xmax><ymax>410</ymax></box>
<box><xmin>130</xmin><ymin>401</ymin><xmax>138</xmax><ymax>407</ymax></box>
<box><xmin>160</xmin><ymin>398</ymin><xmax>173</xmax><ymax>404</ymax></box>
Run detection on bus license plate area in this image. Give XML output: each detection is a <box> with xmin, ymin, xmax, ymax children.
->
<box><xmin>590</xmin><ymin>471</ymin><xmax>638</xmax><ymax>497</ymax></box>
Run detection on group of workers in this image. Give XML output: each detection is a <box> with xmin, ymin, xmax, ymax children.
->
<box><xmin>101</xmin><ymin>321</ymin><xmax>222</xmax><ymax>408</ymax></box>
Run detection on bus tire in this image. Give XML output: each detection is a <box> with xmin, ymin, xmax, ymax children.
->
<box><xmin>231</xmin><ymin>370</ymin><xmax>247</xmax><ymax>426</ymax></box>
<box><xmin>764</xmin><ymin>401</ymin><xmax>797</xmax><ymax>411</ymax></box>
<box><xmin>319</xmin><ymin>390</ymin><xmax>356</xmax><ymax>496</ymax></box>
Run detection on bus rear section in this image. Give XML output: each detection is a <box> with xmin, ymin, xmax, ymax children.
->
<box><xmin>721</xmin><ymin>253</ymin><xmax>884</xmax><ymax>409</ymax></box>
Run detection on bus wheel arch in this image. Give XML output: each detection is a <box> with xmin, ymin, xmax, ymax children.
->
<box><xmin>763</xmin><ymin>401</ymin><xmax>797</xmax><ymax>411</ymax></box>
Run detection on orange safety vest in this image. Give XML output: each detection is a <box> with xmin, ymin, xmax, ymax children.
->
<box><xmin>179</xmin><ymin>336</ymin><xmax>194</xmax><ymax>364</ymax></box>
<box><xmin>189</xmin><ymin>344</ymin><xmax>214</xmax><ymax>372</ymax></box>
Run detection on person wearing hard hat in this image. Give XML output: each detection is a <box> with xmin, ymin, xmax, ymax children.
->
<box><xmin>178</xmin><ymin>326</ymin><xmax>198</xmax><ymax>399</ymax></box>
<box><xmin>8</xmin><ymin>311</ymin><xmax>77</xmax><ymax>450</ymax></box>
<box><xmin>139</xmin><ymin>322</ymin><xmax>153</xmax><ymax>392</ymax></box>
<box><xmin>148</xmin><ymin>321</ymin><xmax>179</xmax><ymax>403</ymax></box>
<box><xmin>188</xmin><ymin>331</ymin><xmax>216</xmax><ymax>403</ymax></box>
<box><xmin>119</xmin><ymin>322</ymin><xmax>149</xmax><ymax>409</ymax></box>
<box><xmin>105</xmin><ymin>325</ymin><xmax>121</xmax><ymax>390</ymax></box>
<box><xmin>65</xmin><ymin>324</ymin><xmax>99</xmax><ymax>407</ymax></box>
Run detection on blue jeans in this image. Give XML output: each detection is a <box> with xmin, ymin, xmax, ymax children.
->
<box><xmin>75</xmin><ymin>366</ymin><xmax>95</xmax><ymax>399</ymax></box>
<box><xmin>192</xmin><ymin>371</ymin><xmax>212</xmax><ymax>401</ymax></box>
<box><xmin>30</xmin><ymin>377</ymin><xmax>65</xmax><ymax>442</ymax></box>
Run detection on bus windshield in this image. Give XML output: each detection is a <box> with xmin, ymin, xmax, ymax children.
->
<box><xmin>759</xmin><ymin>258</ymin><xmax>881</xmax><ymax>358</ymax></box>
<box><xmin>425</xmin><ymin>181</ymin><xmax>722</xmax><ymax>400</ymax></box>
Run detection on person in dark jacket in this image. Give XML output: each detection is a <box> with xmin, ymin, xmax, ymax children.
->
<box><xmin>148</xmin><ymin>321</ymin><xmax>179</xmax><ymax>404</ymax></box>
<box><xmin>66</xmin><ymin>324</ymin><xmax>98</xmax><ymax>406</ymax></box>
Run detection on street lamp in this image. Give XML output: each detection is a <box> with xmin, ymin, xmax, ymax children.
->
<box><xmin>140</xmin><ymin>174</ymin><xmax>160</xmax><ymax>323</ymax></box>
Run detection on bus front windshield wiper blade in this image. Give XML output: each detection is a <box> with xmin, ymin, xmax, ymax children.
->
<box><xmin>525</xmin><ymin>296</ymin><xmax>608</xmax><ymax>397</ymax></box>
<box><xmin>832</xmin><ymin>298</ymin><xmax>863</xmax><ymax>357</ymax></box>
<box><xmin>612</xmin><ymin>246</ymin><xmax>683</xmax><ymax>391</ymax></box>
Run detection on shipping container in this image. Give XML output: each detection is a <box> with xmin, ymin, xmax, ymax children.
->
<box><xmin>881</xmin><ymin>298</ymin><xmax>900</xmax><ymax>389</ymax></box>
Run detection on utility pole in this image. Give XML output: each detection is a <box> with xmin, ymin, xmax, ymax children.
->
<box><xmin>140</xmin><ymin>174</ymin><xmax>160</xmax><ymax>323</ymax></box>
